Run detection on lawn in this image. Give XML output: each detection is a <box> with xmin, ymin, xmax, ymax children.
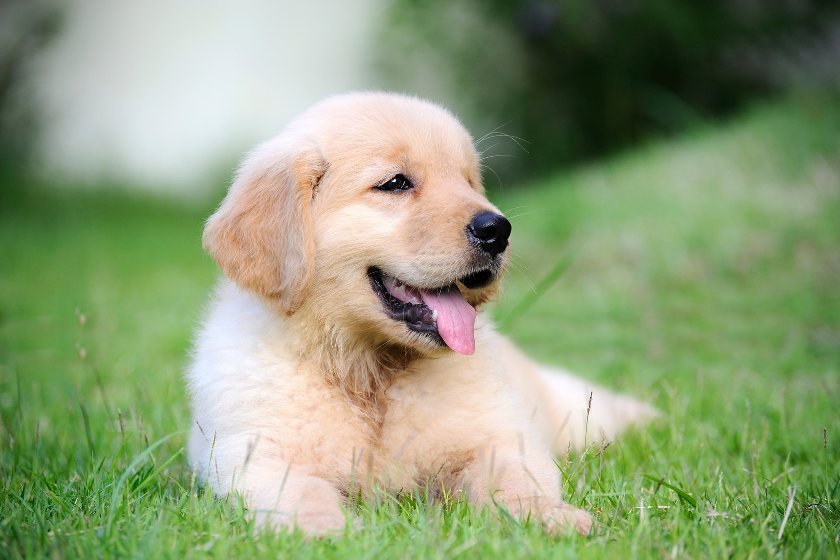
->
<box><xmin>1</xmin><ymin>93</ymin><xmax>838</xmax><ymax>558</ymax></box>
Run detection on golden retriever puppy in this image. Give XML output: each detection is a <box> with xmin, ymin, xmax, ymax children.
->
<box><xmin>187</xmin><ymin>92</ymin><xmax>655</xmax><ymax>537</ymax></box>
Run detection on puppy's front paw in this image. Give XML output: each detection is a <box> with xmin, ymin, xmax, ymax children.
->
<box><xmin>254</xmin><ymin>508</ymin><xmax>348</xmax><ymax>538</ymax></box>
<box><xmin>547</xmin><ymin>503</ymin><xmax>592</xmax><ymax>537</ymax></box>
<box><xmin>503</xmin><ymin>495</ymin><xmax>593</xmax><ymax>537</ymax></box>
<box><xmin>249</xmin><ymin>477</ymin><xmax>350</xmax><ymax>538</ymax></box>
<box><xmin>294</xmin><ymin>510</ymin><xmax>349</xmax><ymax>538</ymax></box>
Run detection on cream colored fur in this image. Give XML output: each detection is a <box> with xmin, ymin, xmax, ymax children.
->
<box><xmin>187</xmin><ymin>92</ymin><xmax>656</xmax><ymax>537</ymax></box>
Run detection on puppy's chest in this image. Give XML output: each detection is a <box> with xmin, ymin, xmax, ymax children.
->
<box><xmin>371</xmin><ymin>370</ymin><xmax>494</xmax><ymax>482</ymax></box>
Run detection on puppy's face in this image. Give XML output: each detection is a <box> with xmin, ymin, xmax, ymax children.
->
<box><xmin>204</xmin><ymin>94</ymin><xmax>510</xmax><ymax>357</ymax></box>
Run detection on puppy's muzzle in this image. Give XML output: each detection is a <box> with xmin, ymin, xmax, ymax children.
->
<box><xmin>467</xmin><ymin>213</ymin><xmax>511</xmax><ymax>258</ymax></box>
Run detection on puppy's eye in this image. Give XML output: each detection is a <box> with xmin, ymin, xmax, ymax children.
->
<box><xmin>375</xmin><ymin>174</ymin><xmax>413</xmax><ymax>192</ymax></box>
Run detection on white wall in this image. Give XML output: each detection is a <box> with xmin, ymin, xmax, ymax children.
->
<box><xmin>31</xmin><ymin>0</ymin><xmax>384</xmax><ymax>195</ymax></box>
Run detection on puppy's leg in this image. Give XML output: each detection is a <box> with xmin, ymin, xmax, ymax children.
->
<box><xmin>537</xmin><ymin>366</ymin><xmax>659</xmax><ymax>451</ymax></box>
<box><xmin>462</xmin><ymin>445</ymin><xmax>592</xmax><ymax>536</ymax></box>
<box><xmin>193</xmin><ymin>434</ymin><xmax>349</xmax><ymax>537</ymax></box>
<box><xmin>246</xmin><ymin>469</ymin><xmax>348</xmax><ymax>537</ymax></box>
<box><xmin>494</xmin><ymin>336</ymin><xmax>657</xmax><ymax>452</ymax></box>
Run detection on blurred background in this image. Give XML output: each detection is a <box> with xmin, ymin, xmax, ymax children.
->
<box><xmin>1</xmin><ymin>2</ymin><xmax>839</xmax><ymax>553</ymax></box>
<box><xmin>1</xmin><ymin>0</ymin><xmax>839</xmax><ymax>193</ymax></box>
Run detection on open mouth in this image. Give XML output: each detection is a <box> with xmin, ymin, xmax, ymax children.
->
<box><xmin>368</xmin><ymin>267</ymin><xmax>490</xmax><ymax>355</ymax></box>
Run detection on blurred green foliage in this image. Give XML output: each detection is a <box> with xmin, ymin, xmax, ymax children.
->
<box><xmin>379</xmin><ymin>0</ymin><xmax>840</xmax><ymax>180</ymax></box>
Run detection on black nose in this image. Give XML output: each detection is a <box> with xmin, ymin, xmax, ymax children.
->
<box><xmin>467</xmin><ymin>212</ymin><xmax>512</xmax><ymax>258</ymax></box>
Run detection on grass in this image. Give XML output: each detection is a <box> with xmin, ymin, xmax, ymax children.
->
<box><xmin>1</xmin><ymin>92</ymin><xmax>839</xmax><ymax>558</ymax></box>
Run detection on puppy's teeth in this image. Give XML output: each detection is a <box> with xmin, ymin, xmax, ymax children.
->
<box><xmin>432</xmin><ymin>309</ymin><xmax>438</xmax><ymax>321</ymax></box>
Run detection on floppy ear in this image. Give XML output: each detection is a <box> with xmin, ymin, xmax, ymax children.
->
<box><xmin>203</xmin><ymin>138</ymin><xmax>326</xmax><ymax>315</ymax></box>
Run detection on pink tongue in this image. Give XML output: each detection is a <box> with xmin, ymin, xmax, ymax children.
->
<box><xmin>421</xmin><ymin>285</ymin><xmax>476</xmax><ymax>355</ymax></box>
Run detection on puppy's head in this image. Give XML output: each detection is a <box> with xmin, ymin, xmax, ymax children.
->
<box><xmin>204</xmin><ymin>93</ymin><xmax>510</xmax><ymax>357</ymax></box>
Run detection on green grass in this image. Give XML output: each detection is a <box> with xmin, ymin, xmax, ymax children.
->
<box><xmin>1</xmin><ymin>93</ymin><xmax>839</xmax><ymax>558</ymax></box>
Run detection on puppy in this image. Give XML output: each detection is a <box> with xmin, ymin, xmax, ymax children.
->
<box><xmin>187</xmin><ymin>92</ymin><xmax>655</xmax><ymax>537</ymax></box>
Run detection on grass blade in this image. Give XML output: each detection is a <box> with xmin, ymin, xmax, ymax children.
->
<box><xmin>132</xmin><ymin>447</ymin><xmax>184</xmax><ymax>495</ymax></box>
<box><xmin>44</xmin><ymin>489</ymin><xmax>75</xmax><ymax>516</ymax></box>
<box><xmin>499</xmin><ymin>249</ymin><xmax>576</xmax><ymax>333</ymax></box>
<box><xmin>106</xmin><ymin>432</ymin><xmax>179</xmax><ymax>536</ymax></box>
<box><xmin>642</xmin><ymin>475</ymin><xmax>697</xmax><ymax>509</ymax></box>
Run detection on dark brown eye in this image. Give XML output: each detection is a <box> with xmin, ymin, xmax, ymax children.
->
<box><xmin>375</xmin><ymin>174</ymin><xmax>413</xmax><ymax>192</ymax></box>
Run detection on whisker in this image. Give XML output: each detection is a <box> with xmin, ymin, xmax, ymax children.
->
<box><xmin>507</xmin><ymin>209</ymin><xmax>547</xmax><ymax>220</ymax></box>
<box><xmin>479</xmin><ymin>132</ymin><xmax>530</xmax><ymax>153</ymax></box>
<box><xmin>507</xmin><ymin>261</ymin><xmax>537</xmax><ymax>294</ymax></box>
<box><xmin>475</xmin><ymin>122</ymin><xmax>514</xmax><ymax>145</ymax></box>
<box><xmin>479</xmin><ymin>153</ymin><xmax>518</xmax><ymax>161</ymax></box>
<box><xmin>476</xmin><ymin>126</ymin><xmax>529</xmax><ymax>147</ymax></box>
<box><xmin>479</xmin><ymin>163</ymin><xmax>503</xmax><ymax>189</ymax></box>
<box><xmin>509</xmin><ymin>255</ymin><xmax>534</xmax><ymax>274</ymax></box>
